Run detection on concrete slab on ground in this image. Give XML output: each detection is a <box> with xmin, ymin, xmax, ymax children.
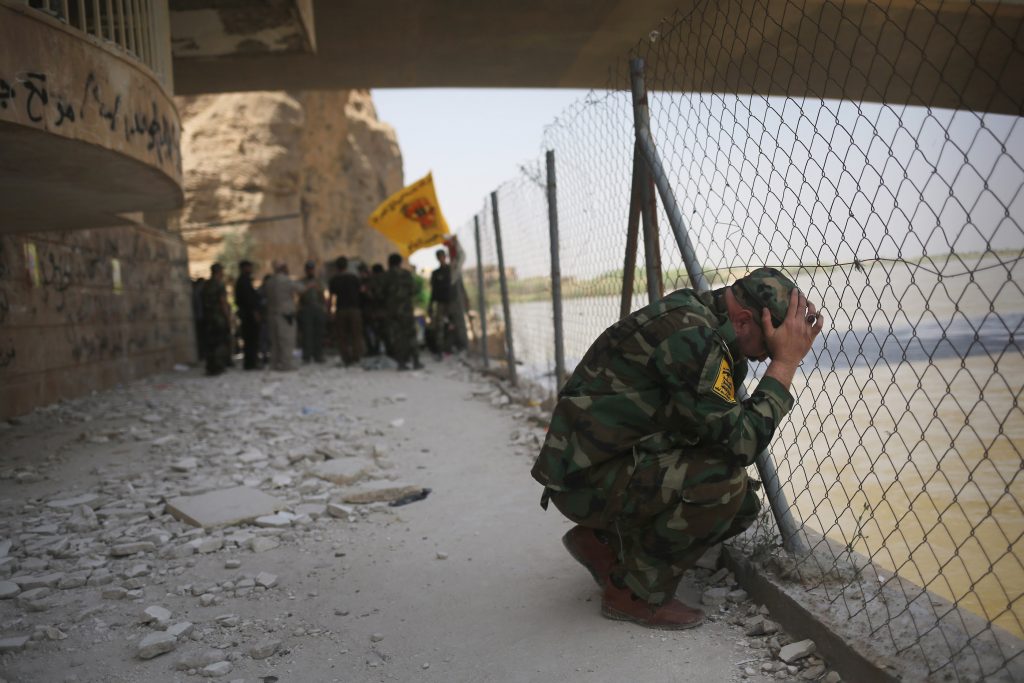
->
<box><xmin>166</xmin><ymin>486</ymin><xmax>284</xmax><ymax>529</ymax></box>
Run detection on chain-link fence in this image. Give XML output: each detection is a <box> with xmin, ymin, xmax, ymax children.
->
<box><xmin>455</xmin><ymin>1</ymin><xmax>1022</xmax><ymax>680</ymax></box>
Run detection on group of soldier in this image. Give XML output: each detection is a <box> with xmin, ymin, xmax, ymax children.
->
<box><xmin>194</xmin><ymin>237</ymin><xmax>469</xmax><ymax>376</ymax></box>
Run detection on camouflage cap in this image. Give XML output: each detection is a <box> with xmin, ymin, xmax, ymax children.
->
<box><xmin>732</xmin><ymin>267</ymin><xmax>798</xmax><ymax>328</ymax></box>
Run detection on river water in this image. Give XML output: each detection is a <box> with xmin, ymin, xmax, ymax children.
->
<box><xmin>499</xmin><ymin>256</ymin><xmax>1023</xmax><ymax>638</ymax></box>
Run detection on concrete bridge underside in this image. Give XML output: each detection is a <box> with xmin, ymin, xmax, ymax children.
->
<box><xmin>172</xmin><ymin>0</ymin><xmax>1024</xmax><ymax>116</ymax></box>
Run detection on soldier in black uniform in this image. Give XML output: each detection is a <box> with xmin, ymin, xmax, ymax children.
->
<box><xmin>234</xmin><ymin>260</ymin><xmax>261</xmax><ymax>370</ymax></box>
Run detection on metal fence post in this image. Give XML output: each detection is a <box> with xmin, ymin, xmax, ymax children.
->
<box><xmin>620</xmin><ymin>150</ymin><xmax>643</xmax><ymax>319</ymax></box>
<box><xmin>629</xmin><ymin>57</ymin><xmax>806</xmax><ymax>555</ymax></box>
<box><xmin>490</xmin><ymin>191</ymin><xmax>518</xmax><ymax>386</ymax></box>
<box><xmin>473</xmin><ymin>214</ymin><xmax>488</xmax><ymax>369</ymax></box>
<box><xmin>545</xmin><ymin>150</ymin><xmax>566</xmax><ymax>389</ymax></box>
<box><xmin>629</xmin><ymin>62</ymin><xmax>664</xmax><ymax>305</ymax></box>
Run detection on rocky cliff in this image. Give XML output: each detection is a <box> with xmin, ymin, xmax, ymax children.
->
<box><xmin>177</xmin><ymin>90</ymin><xmax>403</xmax><ymax>277</ymax></box>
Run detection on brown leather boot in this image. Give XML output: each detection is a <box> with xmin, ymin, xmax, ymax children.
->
<box><xmin>562</xmin><ymin>525</ymin><xmax>616</xmax><ymax>587</ymax></box>
<box><xmin>600</xmin><ymin>581</ymin><xmax>705</xmax><ymax>630</ymax></box>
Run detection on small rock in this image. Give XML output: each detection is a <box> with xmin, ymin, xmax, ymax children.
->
<box><xmin>325</xmin><ymin>503</ymin><xmax>354</xmax><ymax>520</ymax></box>
<box><xmin>695</xmin><ymin>544</ymin><xmax>722</xmax><ymax>570</ymax></box>
<box><xmin>823</xmin><ymin>672</ymin><xmax>842</xmax><ymax>683</ymax></box>
<box><xmin>0</xmin><ymin>635</ymin><xmax>30</xmax><ymax>652</ymax></box>
<box><xmin>249</xmin><ymin>638</ymin><xmax>281</xmax><ymax>660</ymax></box>
<box><xmin>171</xmin><ymin>457</ymin><xmax>198</xmax><ymax>472</ymax></box>
<box><xmin>435</xmin><ymin>552</ymin><xmax>448</xmax><ymax>560</ymax></box>
<box><xmin>370</xmin><ymin>633</ymin><xmax>384</xmax><ymax>643</ymax></box>
<box><xmin>248</xmin><ymin>537</ymin><xmax>280</xmax><ymax>553</ymax></box>
<box><xmin>174</xmin><ymin>649</ymin><xmax>225</xmax><ymax>670</ymax></box>
<box><xmin>702</xmin><ymin>586</ymin><xmax>730</xmax><ymax>607</ymax></box>
<box><xmin>200</xmin><ymin>661</ymin><xmax>233</xmax><ymax>677</ymax></box>
<box><xmin>779</xmin><ymin>639</ymin><xmax>816</xmax><ymax>664</ymax></box>
<box><xmin>137</xmin><ymin>631</ymin><xmax>178</xmax><ymax>659</ymax></box>
<box><xmin>744</xmin><ymin>616</ymin><xmax>780</xmax><ymax>636</ymax></box>
<box><xmin>167</xmin><ymin>621</ymin><xmax>194</xmax><ymax>639</ymax></box>
<box><xmin>801</xmin><ymin>664</ymin><xmax>827</xmax><ymax>680</ymax></box>
<box><xmin>224</xmin><ymin>559</ymin><xmax>241</xmax><ymax>569</ymax></box>
<box><xmin>141</xmin><ymin>605</ymin><xmax>173</xmax><ymax>627</ymax></box>
<box><xmin>727</xmin><ymin>588</ymin><xmax>748</xmax><ymax>602</ymax></box>
<box><xmin>215</xmin><ymin>614</ymin><xmax>240</xmax><ymax>628</ymax></box>
<box><xmin>199</xmin><ymin>593</ymin><xmax>217</xmax><ymax>607</ymax></box>
<box><xmin>192</xmin><ymin>537</ymin><xmax>224</xmax><ymax>554</ymax></box>
<box><xmin>255</xmin><ymin>572</ymin><xmax>278</xmax><ymax>589</ymax></box>
<box><xmin>125</xmin><ymin>563</ymin><xmax>150</xmax><ymax>579</ymax></box>
<box><xmin>110</xmin><ymin>542</ymin><xmax>155</xmax><ymax>557</ymax></box>
<box><xmin>0</xmin><ymin>580</ymin><xmax>20</xmax><ymax>598</ymax></box>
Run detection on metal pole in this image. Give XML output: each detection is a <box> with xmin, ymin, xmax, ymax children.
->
<box><xmin>620</xmin><ymin>148</ymin><xmax>642</xmax><ymax>319</ymax></box>
<box><xmin>474</xmin><ymin>215</ymin><xmax>488</xmax><ymax>369</ymax></box>
<box><xmin>639</xmin><ymin>164</ymin><xmax>663</xmax><ymax>304</ymax></box>
<box><xmin>490</xmin><ymin>191</ymin><xmax>518</xmax><ymax>386</ymax></box>
<box><xmin>629</xmin><ymin>57</ymin><xmax>806</xmax><ymax>555</ymax></box>
<box><xmin>545</xmin><ymin>150</ymin><xmax>566</xmax><ymax>389</ymax></box>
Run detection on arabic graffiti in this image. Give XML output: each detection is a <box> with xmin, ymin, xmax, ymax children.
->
<box><xmin>0</xmin><ymin>70</ymin><xmax>179</xmax><ymax>170</ymax></box>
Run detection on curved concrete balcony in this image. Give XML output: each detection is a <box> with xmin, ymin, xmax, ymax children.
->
<box><xmin>0</xmin><ymin>2</ymin><xmax>182</xmax><ymax>232</ymax></box>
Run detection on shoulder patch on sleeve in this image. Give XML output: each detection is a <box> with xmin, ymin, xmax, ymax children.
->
<box><xmin>711</xmin><ymin>357</ymin><xmax>737</xmax><ymax>404</ymax></box>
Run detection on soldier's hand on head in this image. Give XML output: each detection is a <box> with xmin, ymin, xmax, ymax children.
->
<box><xmin>762</xmin><ymin>289</ymin><xmax>823</xmax><ymax>366</ymax></box>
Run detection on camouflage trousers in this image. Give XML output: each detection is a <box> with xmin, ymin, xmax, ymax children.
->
<box><xmin>548</xmin><ymin>444</ymin><xmax>760</xmax><ymax>605</ymax></box>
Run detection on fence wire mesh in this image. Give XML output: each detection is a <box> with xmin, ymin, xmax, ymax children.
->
<box><xmin>455</xmin><ymin>2</ymin><xmax>1022</xmax><ymax>680</ymax></box>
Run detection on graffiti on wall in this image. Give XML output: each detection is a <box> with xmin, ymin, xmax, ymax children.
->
<box><xmin>0</xmin><ymin>70</ymin><xmax>179</xmax><ymax>171</ymax></box>
<box><xmin>0</xmin><ymin>227</ymin><xmax>194</xmax><ymax>379</ymax></box>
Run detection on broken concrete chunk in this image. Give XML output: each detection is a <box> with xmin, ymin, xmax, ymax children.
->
<box><xmin>253</xmin><ymin>512</ymin><xmax>294</xmax><ymax>528</ymax></box>
<box><xmin>0</xmin><ymin>635</ymin><xmax>30</xmax><ymax>652</ymax></box>
<box><xmin>249</xmin><ymin>638</ymin><xmax>281</xmax><ymax>660</ymax></box>
<box><xmin>254</xmin><ymin>572</ymin><xmax>278</xmax><ymax>589</ymax></box>
<box><xmin>779</xmin><ymin>639</ymin><xmax>816</xmax><ymax>663</ymax></box>
<box><xmin>191</xmin><ymin>537</ymin><xmax>224</xmax><ymax>554</ymax></box>
<box><xmin>47</xmin><ymin>493</ymin><xmax>99</xmax><ymax>509</ymax></box>
<box><xmin>13</xmin><ymin>573</ymin><xmax>64</xmax><ymax>590</ymax></box>
<box><xmin>238</xmin><ymin>448</ymin><xmax>267</xmax><ymax>464</ymax></box>
<box><xmin>744</xmin><ymin>616</ymin><xmax>780</xmax><ymax>636</ymax></box>
<box><xmin>110</xmin><ymin>542</ymin><xmax>156</xmax><ymax>557</ymax></box>
<box><xmin>701</xmin><ymin>587</ymin><xmax>730</xmax><ymax>606</ymax></box>
<box><xmin>247</xmin><ymin>537</ymin><xmax>280</xmax><ymax>553</ymax></box>
<box><xmin>141</xmin><ymin>605</ymin><xmax>173</xmax><ymax>627</ymax></box>
<box><xmin>0</xmin><ymin>581</ymin><xmax>20</xmax><ymax>598</ymax></box>
<box><xmin>166</xmin><ymin>487</ymin><xmax>285</xmax><ymax>530</ymax></box>
<box><xmin>167</xmin><ymin>621</ymin><xmax>194</xmax><ymax>639</ymax></box>
<box><xmin>137</xmin><ymin>631</ymin><xmax>178</xmax><ymax>659</ymax></box>
<box><xmin>312</xmin><ymin>459</ymin><xmax>370</xmax><ymax>486</ymax></box>
<box><xmin>215</xmin><ymin>614</ymin><xmax>240</xmax><ymax>628</ymax></box>
<box><xmin>325</xmin><ymin>503</ymin><xmax>354</xmax><ymax>520</ymax></box>
<box><xmin>341</xmin><ymin>482</ymin><xmax>423</xmax><ymax>505</ymax></box>
<box><xmin>171</xmin><ymin>457</ymin><xmax>198</xmax><ymax>472</ymax></box>
<box><xmin>174</xmin><ymin>649</ymin><xmax>225</xmax><ymax>670</ymax></box>
<box><xmin>200</xmin><ymin>661</ymin><xmax>233</xmax><ymax>677</ymax></box>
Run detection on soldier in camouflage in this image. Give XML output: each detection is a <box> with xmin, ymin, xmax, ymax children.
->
<box><xmin>200</xmin><ymin>262</ymin><xmax>232</xmax><ymax>376</ymax></box>
<box><xmin>531</xmin><ymin>268</ymin><xmax>823</xmax><ymax>630</ymax></box>
<box><xmin>382</xmin><ymin>253</ymin><xmax>423</xmax><ymax>371</ymax></box>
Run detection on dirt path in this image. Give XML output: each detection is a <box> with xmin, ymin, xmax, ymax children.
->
<box><xmin>0</xmin><ymin>360</ymin><xmax>811</xmax><ymax>682</ymax></box>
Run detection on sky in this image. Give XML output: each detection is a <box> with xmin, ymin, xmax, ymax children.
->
<box><xmin>371</xmin><ymin>88</ymin><xmax>589</xmax><ymax>269</ymax></box>
<box><xmin>370</xmin><ymin>88</ymin><xmax>1022</xmax><ymax>280</ymax></box>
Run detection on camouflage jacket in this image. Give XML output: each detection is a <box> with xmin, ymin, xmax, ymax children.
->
<box><xmin>531</xmin><ymin>288</ymin><xmax>794</xmax><ymax>491</ymax></box>
<box><xmin>382</xmin><ymin>268</ymin><xmax>416</xmax><ymax>318</ymax></box>
<box><xmin>201</xmin><ymin>280</ymin><xmax>228</xmax><ymax>328</ymax></box>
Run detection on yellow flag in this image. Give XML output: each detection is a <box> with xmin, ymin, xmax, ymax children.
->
<box><xmin>368</xmin><ymin>173</ymin><xmax>450</xmax><ymax>256</ymax></box>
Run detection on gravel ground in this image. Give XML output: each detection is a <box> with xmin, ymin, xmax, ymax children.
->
<box><xmin>0</xmin><ymin>358</ymin><xmax>843</xmax><ymax>682</ymax></box>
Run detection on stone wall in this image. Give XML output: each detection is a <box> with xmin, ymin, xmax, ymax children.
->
<box><xmin>178</xmin><ymin>90</ymin><xmax>403</xmax><ymax>278</ymax></box>
<box><xmin>0</xmin><ymin>224</ymin><xmax>195</xmax><ymax>418</ymax></box>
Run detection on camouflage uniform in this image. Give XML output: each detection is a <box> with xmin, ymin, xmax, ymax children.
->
<box><xmin>532</xmin><ymin>273</ymin><xmax>796</xmax><ymax>605</ymax></box>
<box><xmin>382</xmin><ymin>267</ymin><xmax>417</xmax><ymax>364</ymax></box>
<box><xmin>297</xmin><ymin>276</ymin><xmax>327</xmax><ymax>363</ymax></box>
<box><xmin>200</xmin><ymin>278</ymin><xmax>231</xmax><ymax>375</ymax></box>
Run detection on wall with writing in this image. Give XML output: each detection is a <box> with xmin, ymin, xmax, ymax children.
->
<box><xmin>0</xmin><ymin>224</ymin><xmax>196</xmax><ymax>418</ymax></box>
<box><xmin>0</xmin><ymin>5</ymin><xmax>182</xmax><ymax>183</ymax></box>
